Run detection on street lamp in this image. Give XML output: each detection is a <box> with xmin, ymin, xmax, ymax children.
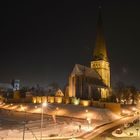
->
<box><xmin>87</xmin><ymin>117</ymin><xmax>91</xmax><ymax>130</ymax></box>
<box><xmin>136</xmin><ymin>128</ymin><xmax>139</xmax><ymax>137</ymax></box>
<box><xmin>35</xmin><ymin>105</ymin><xmax>38</xmax><ymax>109</ymax></box>
<box><xmin>55</xmin><ymin>107</ymin><xmax>59</xmax><ymax>123</ymax></box>
<box><xmin>21</xmin><ymin>105</ymin><xmax>26</xmax><ymax>140</ymax></box>
<box><xmin>85</xmin><ymin>109</ymin><xmax>88</xmax><ymax>119</ymax></box>
<box><xmin>40</xmin><ymin>102</ymin><xmax>47</xmax><ymax>140</ymax></box>
<box><xmin>132</xmin><ymin>107</ymin><xmax>136</xmax><ymax>113</ymax></box>
<box><xmin>56</xmin><ymin>107</ymin><xmax>59</xmax><ymax>115</ymax></box>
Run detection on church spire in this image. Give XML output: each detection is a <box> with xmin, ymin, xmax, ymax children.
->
<box><xmin>93</xmin><ymin>4</ymin><xmax>108</xmax><ymax>62</ymax></box>
<box><xmin>91</xmin><ymin>2</ymin><xmax>110</xmax><ymax>89</ymax></box>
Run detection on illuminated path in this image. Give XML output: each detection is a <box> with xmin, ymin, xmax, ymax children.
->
<box><xmin>81</xmin><ymin>115</ymin><xmax>138</xmax><ymax>140</ymax></box>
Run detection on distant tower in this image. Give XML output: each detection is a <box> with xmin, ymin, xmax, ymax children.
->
<box><xmin>11</xmin><ymin>79</ymin><xmax>20</xmax><ymax>91</ymax></box>
<box><xmin>91</xmin><ymin>5</ymin><xmax>110</xmax><ymax>88</ymax></box>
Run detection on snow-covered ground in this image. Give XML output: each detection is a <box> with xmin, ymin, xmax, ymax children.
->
<box><xmin>112</xmin><ymin>122</ymin><xmax>140</xmax><ymax>138</ymax></box>
<box><xmin>0</xmin><ymin>103</ymin><xmax>120</xmax><ymax>121</ymax></box>
<box><xmin>0</xmin><ymin>103</ymin><xmax>121</xmax><ymax>140</ymax></box>
<box><xmin>0</xmin><ymin>123</ymin><xmax>92</xmax><ymax>140</ymax></box>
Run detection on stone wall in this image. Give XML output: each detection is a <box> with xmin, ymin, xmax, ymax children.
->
<box><xmin>32</xmin><ymin>96</ymin><xmax>121</xmax><ymax>114</ymax></box>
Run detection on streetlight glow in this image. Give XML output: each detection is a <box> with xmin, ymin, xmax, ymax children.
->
<box><xmin>35</xmin><ymin>105</ymin><xmax>38</xmax><ymax>109</ymax></box>
<box><xmin>20</xmin><ymin>105</ymin><xmax>27</xmax><ymax>140</ymax></box>
<box><xmin>40</xmin><ymin>102</ymin><xmax>48</xmax><ymax>140</ymax></box>
<box><xmin>56</xmin><ymin>107</ymin><xmax>59</xmax><ymax>111</ymax></box>
<box><xmin>42</xmin><ymin>102</ymin><xmax>47</xmax><ymax>107</ymax></box>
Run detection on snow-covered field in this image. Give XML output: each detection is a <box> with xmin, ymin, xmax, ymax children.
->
<box><xmin>0</xmin><ymin>103</ymin><xmax>120</xmax><ymax>121</ymax></box>
<box><xmin>0</xmin><ymin>103</ymin><xmax>121</xmax><ymax>140</ymax></box>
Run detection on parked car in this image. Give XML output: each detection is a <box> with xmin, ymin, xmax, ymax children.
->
<box><xmin>115</xmin><ymin>129</ymin><xmax>122</xmax><ymax>134</ymax></box>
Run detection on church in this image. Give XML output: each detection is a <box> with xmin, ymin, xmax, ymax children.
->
<box><xmin>68</xmin><ymin>6</ymin><xmax>110</xmax><ymax>101</ymax></box>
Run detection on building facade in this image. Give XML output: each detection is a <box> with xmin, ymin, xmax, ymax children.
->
<box><xmin>68</xmin><ymin>6</ymin><xmax>110</xmax><ymax>100</ymax></box>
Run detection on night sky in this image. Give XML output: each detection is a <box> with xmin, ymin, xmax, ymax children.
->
<box><xmin>0</xmin><ymin>0</ymin><xmax>140</xmax><ymax>89</ymax></box>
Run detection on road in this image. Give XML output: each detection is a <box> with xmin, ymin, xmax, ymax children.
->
<box><xmin>82</xmin><ymin>115</ymin><xmax>138</xmax><ymax>140</ymax></box>
<box><xmin>93</xmin><ymin>124</ymin><xmax>123</xmax><ymax>140</ymax></box>
<box><xmin>94</xmin><ymin>124</ymin><xmax>140</xmax><ymax>140</ymax></box>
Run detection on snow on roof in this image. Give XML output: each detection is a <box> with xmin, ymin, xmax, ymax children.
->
<box><xmin>71</xmin><ymin>64</ymin><xmax>101</xmax><ymax>79</ymax></box>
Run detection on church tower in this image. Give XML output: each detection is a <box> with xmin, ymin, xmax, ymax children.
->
<box><xmin>91</xmin><ymin>6</ymin><xmax>110</xmax><ymax>88</ymax></box>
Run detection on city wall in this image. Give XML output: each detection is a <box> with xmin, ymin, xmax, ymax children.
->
<box><xmin>5</xmin><ymin>96</ymin><xmax>121</xmax><ymax>115</ymax></box>
<box><xmin>32</xmin><ymin>96</ymin><xmax>121</xmax><ymax>115</ymax></box>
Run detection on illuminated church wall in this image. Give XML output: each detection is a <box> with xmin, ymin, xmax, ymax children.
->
<box><xmin>91</xmin><ymin>60</ymin><xmax>110</xmax><ymax>87</ymax></box>
<box><xmin>68</xmin><ymin>74</ymin><xmax>102</xmax><ymax>100</ymax></box>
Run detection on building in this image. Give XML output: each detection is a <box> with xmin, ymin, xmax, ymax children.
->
<box><xmin>0</xmin><ymin>79</ymin><xmax>20</xmax><ymax>92</ymax></box>
<box><xmin>11</xmin><ymin>79</ymin><xmax>20</xmax><ymax>91</ymax></box>
<box><xmin>68</xmin><ymin>6</ymin><xmax>110</xmax><ymax>100</ymax></box>
<box><xmin>0</xmin><ymin>83</ymin><xmax>13</xmax><ymax>92</ymax></box>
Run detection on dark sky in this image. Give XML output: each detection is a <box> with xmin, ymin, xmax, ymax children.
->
<box><xmin>0</xmin><ymin>0</ymin><xmax>140</xmax><ymax>89</ymax></box>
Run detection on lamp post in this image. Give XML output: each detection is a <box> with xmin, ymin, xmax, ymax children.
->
<box><xmin>56</xmin><ymin>107</ymin><xmax>59</xmax><ymax>116</ymax></box>
<box><xmin>87</xmin><ymin>118</ymin><xmax>91</xmax><ymax>130</ymax></box>
<box><xmin>85</xmin><ymin>109</ymin><xmax>89</xmax><ymax>130</ymax></box>
<box><xmin>40</xmin><ymin>102</ymin><xmax>47</xmax><ymax>140</ymax></box>
<box><xmin>85</xmin><ymin>109</ymin><xmax>88</xmax><ymax>119</ymax></box>
<box><xmin>136</xmin><ymin>128</ymin><xmax>139</xmax><ymax>137</ymax></box>
<box><xmin>55</xmin><ymin>107</ymin><xmax>59</xmax><ymax>123</ymax></box>
<box><xmin>21</xmin><ymin>105</ymin><xmax>26</xmax><ymax>140</ymax></box>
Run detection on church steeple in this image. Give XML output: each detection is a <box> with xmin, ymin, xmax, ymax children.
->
<box><xmin>91</xmin><ymin>4</ymin><xmax>110</xmax><ymax>88</ymax></box>
<box><xmin>93</xmin><ymin>5</ymin><xmax>108</xmax><ymax>62</ymax></box>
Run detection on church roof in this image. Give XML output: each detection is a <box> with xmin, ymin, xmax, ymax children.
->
<box><xmin>93</xmin><ymin>6</ymin><xmax>108</xmax><ymax>62</ymax></box>
<box><xmin>71</xmin><ymin>64</ymin><xmax>107</xmax><ymax>87</ymax></box>
<box><xmin>71</xmin><ymin>64</ymin><xmax>101</xmax><ymax>79</ymax></box>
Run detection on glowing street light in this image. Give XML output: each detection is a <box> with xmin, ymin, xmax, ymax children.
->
<box><xmin>35</xmin><ymin>105</ymin><xmax>38</xmax><ymax>109</ymax></box>
<box><xmin>56</xmin><ymin>107</ymin><xmax>59</xmax><ymax>111</ymax></box>
<box><xmin>85</xmin><ymin>109</ymin><xmax>88</xmax><ymax>119</ymax></box>
<box><xmin>122</xmin><ymin>110</ymin><xmax>126</xmax><ymax>116</ymax></box>
<box><xmin>21</xmin><ymin>106</ymin><xmax>26</xmax><ymax>140</ymax></box>
<box><xmin>87</xmin><ymin>117</ymin><xmax>91</xmax><ymax>130</ymax></box>
<box><xmin>56</xmin><ymin>107</ymin><xmax>59</xmax><ymax>115</ymax></box>
<box><xmin>40</xmin><ymin>102</ymin><xmax>47</xmax><ymax>140</ymax></box>
<box><xmin>132</xmin><ymin>107</ymin><xmax>136</xmax><ymax>111</ymax></box>
<box><xmin>55</xmin><ymin>107</ymin><xmax>59</xmax><ymax>123</ymax></box>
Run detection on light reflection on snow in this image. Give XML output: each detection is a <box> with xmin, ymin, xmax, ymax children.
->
<box><xmin>0</xmin><ymin>103</ymin><xmax>121</xmax><ymax>139</ymax></box>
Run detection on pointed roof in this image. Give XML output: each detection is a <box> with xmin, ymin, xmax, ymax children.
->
<box><xmin>93</xmin><ymin>5</ymin><xmax>108</xmax><ymax>61</ymax></box>
<box><xmin>55</xmin><ymin>89</ymin><xmax>64</xmax><ymax>97</ymax></box>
